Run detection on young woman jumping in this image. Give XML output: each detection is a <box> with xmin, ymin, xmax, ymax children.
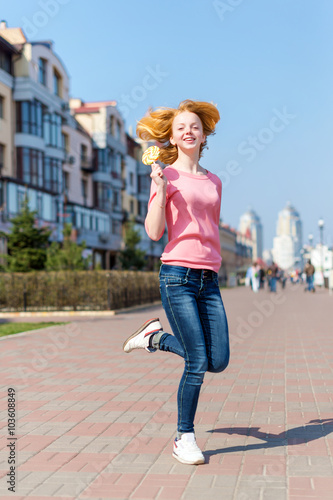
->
<box><xmin>123</xmin><ymin>99</ymin><xmax>230</xmax><ymax>465</ymax></box>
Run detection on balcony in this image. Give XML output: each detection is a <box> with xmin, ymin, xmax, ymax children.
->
<box><xmin>64</xmin><ymin>152</ymin><xmax>75</xmax><ymax>165</ymax></box>
<box><xmin>76</xmin><ymin>227</ymin><xmax>121</xmax><ymax>251</ymax></box>
<box><xmin>81</xmin><ymin>156</ymin><xmax>94</xmax><ymax>173</ymax></box>
<box><xmin>112</xmin><ymin>204</ymin><xmax>123</xmax><ymax>215</ymax></box>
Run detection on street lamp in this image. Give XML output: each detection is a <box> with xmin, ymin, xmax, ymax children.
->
<box><xmin>318</xmin><ymin>218</ymin><xmax>325</xmax><ymax>286</ymax></box>
<box><xmin>308</xmin><ymin>234</ymin><xmax>313</xmax><ymax>247</ymax></box>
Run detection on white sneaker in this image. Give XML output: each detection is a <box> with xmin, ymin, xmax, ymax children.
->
<box><xmin>172</xmin><ymin>432</ymin><xmax>205</xmax><ymax>465</ymax></box>
<box><xmin>123</xmin><ymin>318</ymin><xmax>162</xmax><ymax>353</ymax></box>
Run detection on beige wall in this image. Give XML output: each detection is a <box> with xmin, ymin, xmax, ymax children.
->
<box><xmin>106</xmin><ymin>107</ymin><xmax>126</xmax><ymax>146</ymax></box>
<box><xmin>0</xmin><ymin>80</ymin><xmax>14</xmax><ymax>176</ymax></box>
<box><xmin>15</xmin><ymin>43</ymin><xmax>70</xmax><ymax>101</ymax></box>
<box><xmin>73</xmin><ymin>112</ymin><xmax>98</xmax><ymax>137</ymax></box>
<box><xmin>70</xmin><ymin>102</ymin><xmax>127</xmax><ymax>148</ymax></box>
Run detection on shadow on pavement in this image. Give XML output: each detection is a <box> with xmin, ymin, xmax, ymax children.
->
<box><xmin>205</xmin><ymin>419</ymin><xmax>333</xmax><ymax>459</ymax></box>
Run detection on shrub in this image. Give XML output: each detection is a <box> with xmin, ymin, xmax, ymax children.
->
<box><xmin>0</xmin><ymin>271</ymin><xmax>160</xmax><ymax>312</ymax></box>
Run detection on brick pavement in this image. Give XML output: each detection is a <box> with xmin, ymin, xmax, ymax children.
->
<box><xmin>0</xmin><ymin>282</ymin><xmax>333</xmax><ymax>499</ymax></box>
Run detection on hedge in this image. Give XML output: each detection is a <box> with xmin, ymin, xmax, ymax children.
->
<box><xmin>0</xmin><ymin>271</ymin><xmax>160</xmax><ymax>312</ymax></box>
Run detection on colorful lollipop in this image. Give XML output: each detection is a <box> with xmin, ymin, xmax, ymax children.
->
<box><xmin>142</xmin><ymin>146</ymin><xmax>160</xmax><ymax>165</ymax></box>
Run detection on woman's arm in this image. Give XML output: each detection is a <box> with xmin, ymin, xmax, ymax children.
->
<box><xmin>145</xmin><ymin>162</ymin><xmax>167</xmax><ymax>241</ymax></box>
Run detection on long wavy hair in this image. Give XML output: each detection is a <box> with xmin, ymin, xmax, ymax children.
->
<box><xmin>136</xmin><ymin>100</ymin><xmax>220</xmax><ymax>165</ymax></box>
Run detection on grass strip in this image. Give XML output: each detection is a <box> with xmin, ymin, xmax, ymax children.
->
<box><xmin>0</xmin><ymin>322</ymin><xmax>68</xmax><ymax>338</ymax></box>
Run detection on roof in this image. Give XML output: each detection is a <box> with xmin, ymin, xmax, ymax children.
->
<box><xmin>71</xmin><ymin>100</ymin><xmax>118</xmax><ymax>114</ymax></box>
<box><xmin>0</xmin><ymin>34</ymin><xmax>19</xmax><ymax>54</ymax></box>
<box><xmin>83</xmin><ymin>100</ymin><xmax>117</xmax><ymax>108</ymax></box>
<box><xmin>74</xmin><ymin>106</ymin><xmax>101</xmax><ymax>114</ymax></box>
<box><xmin>0</xmin><ymin>27</ymin><xmax>26</xmax><ymax>47</ymax></box>
<box><xmin>280</xmin><ymin>201</ymin><xmax>300</xmax><ymax>217</ymax></box>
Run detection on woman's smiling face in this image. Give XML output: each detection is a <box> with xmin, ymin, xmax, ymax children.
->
<box><xmin>170</xmin><ymin>111</ymin><xmax>206</xmax><ymax>152</ymax></box>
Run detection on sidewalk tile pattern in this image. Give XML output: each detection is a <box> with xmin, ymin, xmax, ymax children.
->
<box><xmin>1</xmin><ymin>284</ymin><xmax>333</xmax><ymax>499</ymax></box>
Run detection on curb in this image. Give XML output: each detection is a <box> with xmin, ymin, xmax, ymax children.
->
<box><xmin>0</xmin><ymin>300</ymin><xmax>162</xmax><ymax>319</ymax></box>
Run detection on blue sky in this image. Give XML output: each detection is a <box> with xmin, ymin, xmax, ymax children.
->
<box><xmin>3</xmin><ymin>0</ymin><xmax>333</xmax><ymax>250</ymax></box>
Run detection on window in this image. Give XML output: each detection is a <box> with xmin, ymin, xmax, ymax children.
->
<box><xmin>138</xmin><ymin>201</ymin><xmax>147</xmax><ymax>217</ymax></box>
<box><xmin>109</xmin><ymin>115</ymin><xmax>114</xmax><ymax>135</ymax></box>
<box><xmin>0</xmin><ymin>96</ymin><xmax>3</xmax><ymax>119</ymax></box>
<box><xmin>53</xmin><ymin>69</ymin><xmax>61</xmax><ymax>97</ymax></box>
<box><xmin>81</xmin><ymin>144</ymin><xmax>88</xmax><ymax>161</ymax></box>
<box><xmin>115</xmin><ymin>154</ymin><xmax>122</xmax><ymax>175</ymax></box>
<box><xmin>62</xmin><ymin>132</ymin><xmax>69</xmax><ymax>152</ymax></box>
<box><xmin>112</xmin><ymin>219</ymin><xmax>121</xmax><ymax>236</ymax></box>
<box><xmin>130</xmin><ymin>199</ymin><xmax>134</xmax><ymax>214</ymax></box>
<box><xmin>94</xmin><ymin>182</ymin><xmax>110</xmax><ymax>210</ymax></box>
<box><xmin>16</xmin><ymin>100</ymin><xmax>43</xmax><ymax>137</ymax></box>
<box><xmin>63</xmin><ymin>171</ymin><xmax>69</xmax><ymax>193</ymax></box>
<box><xmin>17</xmin><ymin>189</ymin><xmax>26</xmax><ymax>211</ymax></box>
<box><xmin>43</xmin><ymin>112</ymin><xmax>62</xmax><ymax>147</ymax></box>
<box><xmin>113</xmin><ymin>190</ymin><xmax>119</xmax><ymax>209</ymax></box>
<box><xmin>129</xmin><ymin>172</ymin><xmax>134</xmax><ymax>187</ymax></box>
<box><xmin>0</xmin><ymin>48</ymin><xmax>12</xmax><ymax>74</ymax></box>
<box><xmin>38</xmin><ymin>58</ymin><xmax>47</xmax><ymax>85</ymax></box>
<box><xmin>97</xmin><ymin>149</ymin><xmax>106</xmax><ymax>172</ymax></box>
<box><xmin>138</xmin><ymin>174</ymin><xmax>150</xmax><ymax>194</ymax></box>
<box><xmin>0</xmin><ymin>144</ymin><xmax>4</xmax><ymax>174</ymax></box>
<box><xmin>37</xmin><ymin>193</ymin><xmax>43</xmax><ymax>218</ymax></box>
<box><xmin>43</xmin><ymin>157</ymin><xmax>62</xmax><ymax>193</ymax></box>
<box><xmin>116</xmin><ymin>120</ymin><xmax>121</xmax><ymax>140</ymax></box>
<box><xmin>82</xmin><ymin>179</ymin><xmax>87</xmax><ymax>203</ymax></box>
<box><xmin>95</xmin><ymin>148</ymin><xmax>111</xmax><ymax>173</ymax></box>
<box><xmin>16</xmin><ymin>147</ymin><xmax>43</xmax><ymax>187</ymax></box>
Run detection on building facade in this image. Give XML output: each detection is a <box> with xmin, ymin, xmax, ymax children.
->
<box><xmin>272</xmin><ymin>202</ymin><xmax>303</xmax><ymax>270</ymax></box>
<box><xmin>0</xmin><ymin>30</ymin><xmax>18</xmax><ymax>258</ymax></box>
<box><xmin>0</xmin><ymin>21</ymin><xmax>249</xmax><ymax>276</ymax></box>
<box><xmin>239</xmin><ymin>208</ymin><xmax>263</xmax><ymax>261</ymax></box>
<box><xmin>0</xmin><ymin>23</ymin><xmax>137</xmax><ymax>270</ymax></box>
<box><xmin>69</xmin><ymin>99</ymin><xmax>127</xmax><ymax>268</ymax></box>
<box><xmin>219</xmin><ymin>223</ymin><xmax>253</xmax><ymax>286</ymax></box>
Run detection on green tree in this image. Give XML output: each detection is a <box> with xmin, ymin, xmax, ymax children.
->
<box><xmin>119</xmin><ymin>220</ymin><xmax>146</xmax><ymax>270</ymax></box>
<box><xmin>46</xmin><ymin>223</ymin><xmax>90</xmax><ymax>271</ymax></box>
<box><xmin>0</xmin><ymin>197</ymin><xmax>51</xmax><ymax>272</ymax></box>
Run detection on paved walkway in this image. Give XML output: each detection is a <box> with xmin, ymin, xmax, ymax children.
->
<box><xmin>0</xmin><ymin>282</ymin><xmax>333</xmax><ymax>500</ymax></box>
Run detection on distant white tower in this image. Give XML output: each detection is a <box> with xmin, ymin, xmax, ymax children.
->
<box><xmin>239</xmin><ymin>208</ymin><xmax>263</xmax><ymax>261</ymax></box>
<box><xmin>272</xmin><ymin>202</ymin><xmax>303</xmax><ymax>270</ymax></box>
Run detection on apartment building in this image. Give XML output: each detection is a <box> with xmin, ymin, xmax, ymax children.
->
<box><xmin>0</xmin><ymin>31</ymin><xmax>18</xmax><ymax>259</ymax></box>
<box><xmin>0</xmin><ymin>22</ymin><xmax>131</xmax><ymax>269</ymax></box>
<box><xmin>69</xmin><ymin>99</ymin><xmax>127</xmax><ymax>268</ymax></box>
<box><xmin>0</xmin><ymin>23</ymin><xmax>68</xmax><ymax>245</ymax></box>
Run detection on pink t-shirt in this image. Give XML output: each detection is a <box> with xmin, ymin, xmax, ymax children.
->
<box><xmin>145</xmin><ymin>166</ymin><xmax>222</xmax><ymax>273</ymax></box>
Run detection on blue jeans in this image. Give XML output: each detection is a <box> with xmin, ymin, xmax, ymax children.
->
<box><xmin>158</xmin><ymin>264</ymin><xmax>230</xmax><ymax>434</ymax></box>
<box><xmin>269</xmin><ymin>277</ymin><xmax>277</xmax><ymax>292</ymax></box>
<box><xmin>306</xmin><ymin>275</ymin><xmax>314</xmax><ymax>291</ymax></box>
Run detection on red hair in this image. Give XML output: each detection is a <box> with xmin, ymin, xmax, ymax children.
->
<box><xmin>136</xmin><ymin>100</ymin><xmax>220</xmax><ymax>164</ymax></box>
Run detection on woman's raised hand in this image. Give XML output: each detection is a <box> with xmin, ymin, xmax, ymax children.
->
<box><xmin>150</xmin><ymin>162</ymin><xmax>167</xmax><ymax>187</ymax></box>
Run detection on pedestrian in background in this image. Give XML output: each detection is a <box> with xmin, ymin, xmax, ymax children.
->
<box><xmin>123</xmin><ymin>100</ymin><xmax>230</xmax><ymax>465</ymax></box>
<box><xmin>251</xmin><ymin>262</ymin><xmax>260</xmax><ymax>292</ymax></box>
<box><xmin>268</xmin><ymin>262</ymin><xmax>279</xmax><ymax>292</ymax></box>
<box><xmin>259</xmin><ymin>266</ymin><xmax>266</xmax><ymax>289</ymax></box>
<box><xmin>279</xmin><ymin>269</ymin><xmax>287</xmax><ymax>289</ymax></box>
<box><xmin>304</xmin><ymin>259</ymin><xmax>315</xmax><ymax>293</ymax></box>
<box><xmin>245</xmin><ymin>265</ymin><xmax>252</xmax><ymax>288</ymax></box>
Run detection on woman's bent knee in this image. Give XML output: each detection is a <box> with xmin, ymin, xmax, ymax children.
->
<box><xmin>208</xmin><ymin>351</ymin><xmax>230</xmax><ymax>373</ymax></box>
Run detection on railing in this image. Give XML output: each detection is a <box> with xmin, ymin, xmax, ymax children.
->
<box><xmin>81</xmin><ymin>156</ymin><xmax>94</xmax><ymax>172</ymax></box>
<box><xmin>0</xmin><ymin>271</ymin><xmax>160</xmax><ymax>312</ymax></box>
